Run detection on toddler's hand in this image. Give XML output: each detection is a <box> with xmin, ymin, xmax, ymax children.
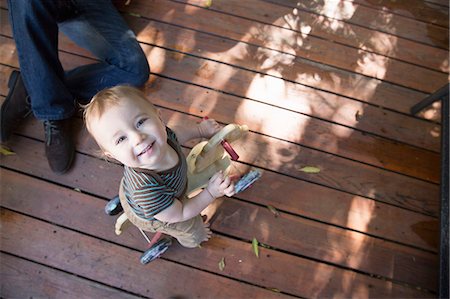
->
<box><xmin>198</xmin><ymin>118</ymin><xmax>221</xmax><ymax>139</ymax></box>
<box><xmin>206</xmin><ymin>171</ymin><xmax>235</xmax><ymax>198</ymax></box>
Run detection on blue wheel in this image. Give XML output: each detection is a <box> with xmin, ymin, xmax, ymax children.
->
<box><xmin>104</xmin><ymin>195</ymin><xmax>123</xmax><ymax>216</ymax></box>
<box><xmin>140</xmin><ymin>237</ymin><xmax>172</xmax><ymax>264</ymax></box>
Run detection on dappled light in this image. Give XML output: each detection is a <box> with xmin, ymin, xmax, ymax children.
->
<box><xmin>360</xmin><ymin>31</ymin><xmax>398</xmax><ymax>56</ymax></box>
<box><xmin>421</xmin><ymin>101</ymin><xmax>442</xmax><ymax>122</ymax></box>
<box><xmin>282</xmin><ymin>10</ymin><xmax>313</xmax><ymax>38</ymax></box>
<box><xmin>320</xmin><ymin>0</ymin><xmax>356</xmax><ymax>20</ymax></box>
<box><xmin>330</xmin><ymin>102</ymin><xmax>364</xmax><ymax>137</ymax></box>
<box><xmin>440</xmin><ymin>58</ymin><xmax>449</xmax><ymax>72</ymax></box>
<box><xmin>315</xmin><ymin>15</ymin><xmax>350</xmax><ymax>33</ymax></box>
<box><xmin>430</xmin><ymin>125</ymin><xmax>441</xmax><ymax>138</ymax></box>
<box><xmin>258</xmin><ymin>48</ymin><xmax>296</xmax><ymax>72</ymax></box>
<box><xmin>201</xmin><ymin>197</ymin><xmax>225</xmax><ymax>223</ymax></box>
<box><xmin>0</xmin><ymin>41</ymin><xmax>17</xmax><ymax>65</ymax></box>
<box><xmin>142</xmin><ymin>45</ymin><xmax>166</xmax><ymax>84</ymax></box>
<box><xmin>356</xmin><ymin>50</ymin><xmax>389</xmax><ymax>79</ymax></box>
<box><xmin>0</xmin><ymin>0</ymin><xmax>446</xmax><ymax>297</ymax></box>
<box><xmin>235</xmin><ymin>100</ymin><xmax>309</xmax><ymax>143</ymax></box>
<box><xmin>346</xmin><ymin>195</ymin><xmax>376</xmax><ymax>233</ymax></box>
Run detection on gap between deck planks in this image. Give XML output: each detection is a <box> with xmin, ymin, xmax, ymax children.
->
<box><xmin>0</xmin><ymin>168</ymin><xmax>435</xmax><ymax>298</ymax></box>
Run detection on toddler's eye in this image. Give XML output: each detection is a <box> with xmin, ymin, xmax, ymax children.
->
<box><xmin>116</xmin><ymin>136</ymin><xmax>126</xmax><ymax>145</ymax></box>
<box><xmin>137</xmin><ymin>118</ymin><xmax>148</xmax><ymax>128</ymax></box>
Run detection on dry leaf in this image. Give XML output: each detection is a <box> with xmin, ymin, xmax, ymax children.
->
<box><xmin>127</xmin><ymin>12</ymin><xmax>141</xmax><ymax>17</ymax></box>
<box><xmin>205</xmin><ymin>0</ymin><xmax>212</xmax><ymax>8</ymax></box>
<box><xmin>299</xmin><ymin>166</ymin><xmax>320</xmax><ymax>173</ymax></box>
<box><xmin>252</xmin><ymin>237</ymin><xmax>259</xmax><ymax>258</ymax></box>
<box><xmin>218</xmin><ymin>257</ymin><xmax>225</xmax><ymax>271</ymax></box>
<box><xmin>74</xmin><ymin>188</ymin><xmax>81</xmax><ymax>193</ymax></box>
<box><xmin>0</xmin><ymin>146</ymin><xmax>15</xmax><ymax>156</ymax></box>
<box><xmin>267</xmin><ymin>205</ymin><xmax>280</xmax><ymax>217</ymax></box>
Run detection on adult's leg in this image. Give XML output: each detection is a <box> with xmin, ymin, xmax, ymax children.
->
<box><xmin>7</xmin><ymin>0</ymin><xmax>77</xmax><ymax>120</ymax></box>
<box><xmin>6</xmin><ymin>0</ymin><xmax>76</xmax><ymax>174</ymax></box>
<box><xmin>59</xmin><ymin>0</ymin><xmax>150</xmax><ymax>102</ymax></box>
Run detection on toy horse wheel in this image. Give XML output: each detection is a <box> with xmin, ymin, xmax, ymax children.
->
<box><xmin>140</xmin><ymin>237</ymin><xmax>172</xmax><ymax>264</ymax></box>
<box><xmin>105</xmin><ymin>195</ymin><xmax>123</xmax><ymax>216</ymax></box>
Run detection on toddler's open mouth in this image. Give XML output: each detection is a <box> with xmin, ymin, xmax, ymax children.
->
<box><xmin>137</xmin><ymin>142</ymin><xmax>154</xmax><ymax>157</ymax></box>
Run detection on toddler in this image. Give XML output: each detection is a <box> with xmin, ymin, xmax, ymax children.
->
<box><xmin>84</xmin><ymin>85</ymin><xmax>235</xmax><ymax>248</ymax></box>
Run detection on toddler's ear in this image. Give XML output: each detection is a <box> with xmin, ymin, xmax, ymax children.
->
<box><xmin>104</xmin><ymin>151</ymin><xmax>114</xmax><ymax>159</ymax></box>
<box><xmin>156</xmin><ymin>108</ymin><xmax>165</xmax><ymax>123</ymax></box>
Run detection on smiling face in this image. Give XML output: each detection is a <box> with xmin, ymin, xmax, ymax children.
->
<box><xmin>88</xmin><ymin>96</ymin><xmax>170</xmax><ymax>170</ymax></box>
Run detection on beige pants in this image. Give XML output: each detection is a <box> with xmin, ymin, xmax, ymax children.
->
<box><xmin>119</xmin><ymin>180</ymin><xmax>208</xmax><ymax>248</ymax></box>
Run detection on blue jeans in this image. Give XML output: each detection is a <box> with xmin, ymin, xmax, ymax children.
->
<box><xmin>8</xmin><ymin>0</ymin><xmax>150</xmax><ymax>120</ymax></box>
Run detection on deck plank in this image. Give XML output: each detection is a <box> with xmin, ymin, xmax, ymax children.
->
<box><xmin>119</xmin><ymin>14</ymin><xmax>434</xmax><ymax>116</ymax></box>
<box><xmin>1</xmin><ymin>168</ymin><xmax>432</xmax><ymax>298</ymax></box>
<box><xmin>349</xmin><ymin>0</ymin><xmax>449</xmax><ymax>27</ymax></box>
<box><xmin>0</xmin><ymin>253</ymin><xmax>144</xmax><ymax>299</ymax></box>
<box><xmin>0</xmin><ymin>82</ymin><xmax>439</xmax><ymax>218</ymax></box>
<box><xmin>256</xmin><ymin>0</ymin><xmax>449</xmax><ymax>49</ymax></box>
<box><xmin>0</xmin><ymin>209</ymin><xmax>292</xmax><ymax>299</ymax></box>
<box><xmin>120</xmin><ymin>9</ymin><xmax>444</xmax><ymax>124</ymax></box>
<box><xmin>0</xmin><ymin>124</ymin><xmax>439</xmax><ymax>291</ymax></box>
<box><xmin>0</xmin><ymin>32</ymin><xmax>442</xmax><ymax>185</ymax></box>
<box><xmin>0</xmin><ymin>112</ymin><xmax>440</xmax><ymax>252</ymax></box>
<box><xmin>181</xmin><ymin>0</ymin><xmax>449</xmax><ymax>69</ymax></box>
<box><xmin>1</xmin><ymin>9</ymin><xmax>441</xmax><ymax>146</ymax></box>
<box><xmin>116</xmin><ymin>0</ymin><xmax>448</xmax><ymax>93</ymax></box>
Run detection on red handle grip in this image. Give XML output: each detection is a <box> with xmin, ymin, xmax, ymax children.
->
<box><xmin>221</xmin><ymin>139</ymin><xmax>239</xmax><ymax>161</ymax></box>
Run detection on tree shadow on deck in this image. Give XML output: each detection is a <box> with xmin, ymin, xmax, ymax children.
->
<box><xmin>1</xmin><ymin>0</ymin><xmax>444</xmax><ymax>296</ymax></box>
<box><xmin>0</xmin><ymin>0</ymin><xmax>446</xmax><ymax>296</ymax></box>
<box><xmin>124</xmin><ymin>0</ymin><xmax>446</xmax><ymax>296</ymax></box>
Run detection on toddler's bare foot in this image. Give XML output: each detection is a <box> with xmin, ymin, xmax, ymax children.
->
<box><xmin>202</xmin><ymin>222</ymin><xmax>212</xmax><ymax>242</ymax></box>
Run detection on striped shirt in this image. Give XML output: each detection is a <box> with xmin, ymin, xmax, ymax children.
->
<box><xmin>122</xmin><ymin>127</ymin><xmax>187</xmax><ymax>220</ymax></box>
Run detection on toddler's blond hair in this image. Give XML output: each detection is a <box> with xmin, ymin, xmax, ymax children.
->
<box><xmin>83</xmin><ymin>85</ymin><xmax>156</xmax><ymax>137</ymax></box>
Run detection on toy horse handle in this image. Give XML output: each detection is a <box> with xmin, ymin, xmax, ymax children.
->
<box><xmin>203</xmin><ymin>123</ymin><xmax>248</xmax><ymax>154</ymax></box>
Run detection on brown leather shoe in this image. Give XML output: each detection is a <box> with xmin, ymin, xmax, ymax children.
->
<box><xmin>44</xmin><ymin>119</ymin><xmax>75</xmax><ymax>174</ymax></box>
<box><xmin>0</xmin><ymin>70</ymin><xmax>31</xmax><ymax>143</ymax></box>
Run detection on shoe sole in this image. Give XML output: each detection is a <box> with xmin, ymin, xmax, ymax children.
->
<box><xmin>0</xmin><ymin>70</ymin><xmax>28</xmax><ymax>143</ymax></box>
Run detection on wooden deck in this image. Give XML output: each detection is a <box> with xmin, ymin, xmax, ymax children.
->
<box><xmin>1</xmin><ymin>0</ymin><xmax>448</xmax><ymax>298</ymax></box>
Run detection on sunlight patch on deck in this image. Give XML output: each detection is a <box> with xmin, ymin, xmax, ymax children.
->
<box><xmin>356</xmin><ymin>51</ymin><xmax>388</xmax><ymax>79</ymax></box>
<box><xmin>320</xmin><ymin>0</ymin><xmax>356</xmax><ymax>20</ymax></box>
<box><xmin>346</xmin><ymin>195</ymin><xmax>376</xmax><ymax>234</ymax></box>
